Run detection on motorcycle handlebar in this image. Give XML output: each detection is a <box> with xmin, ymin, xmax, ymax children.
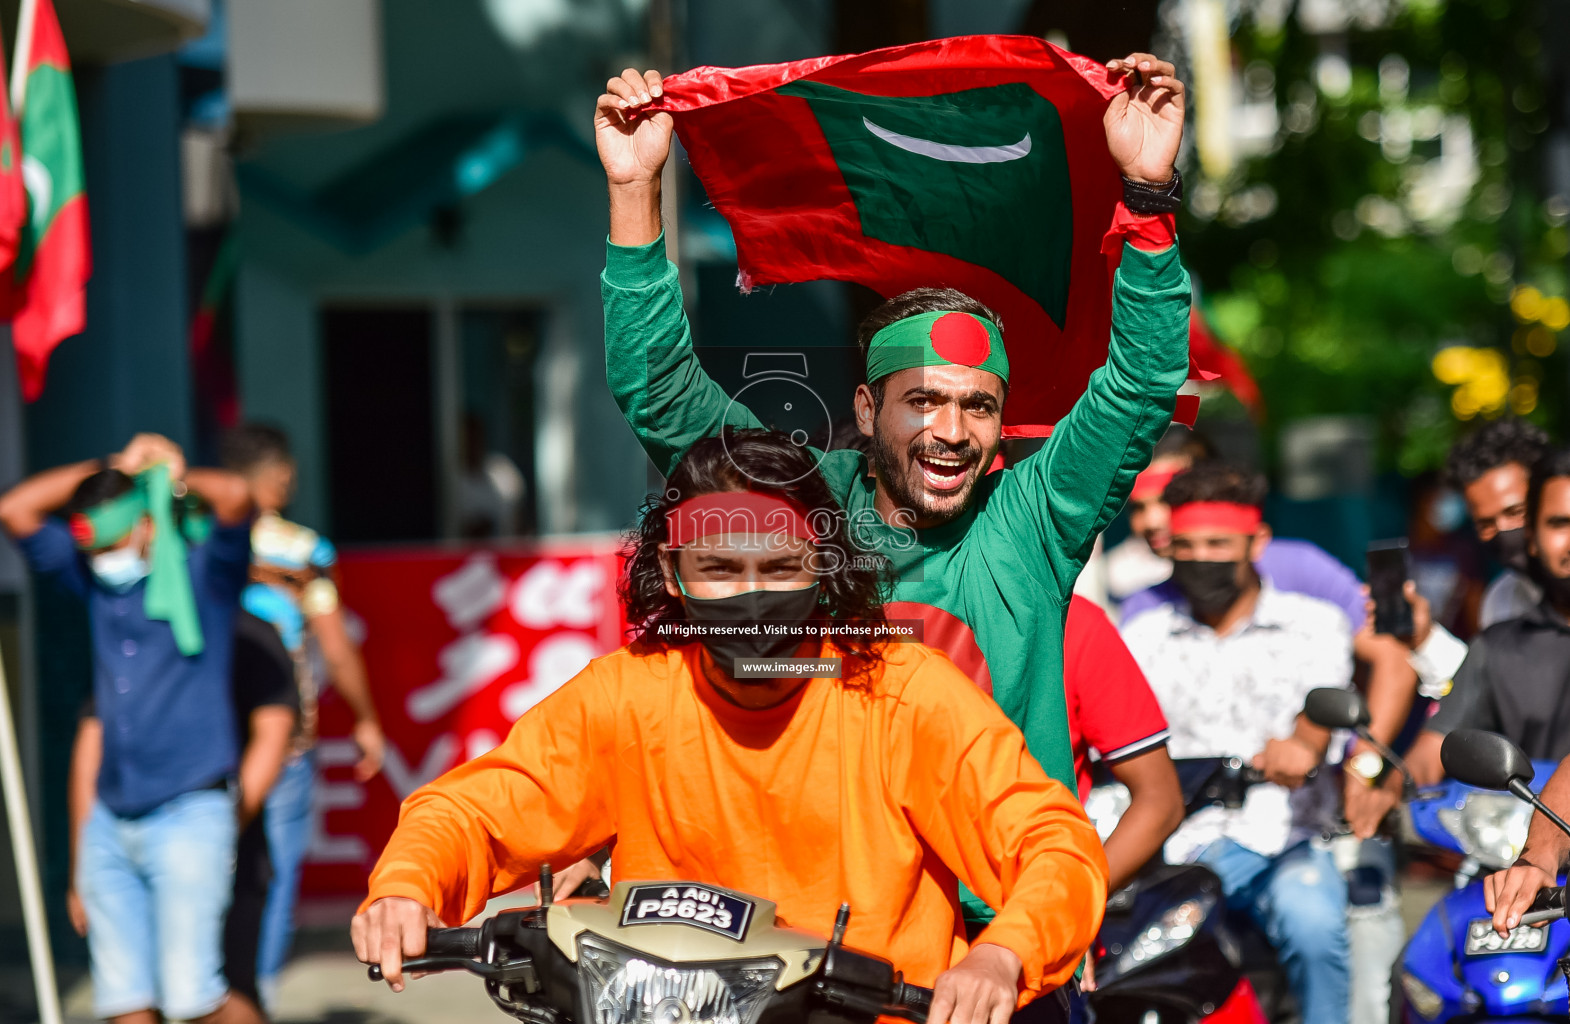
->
<box><xmin>1520</xmin><ymin>886</ymin><xmax>1567</xmax><ymax>927</ymax></box>
<box><xmin>426</xmin><ymin>926</ymin><xmax>482</xmax><ymax>958</ymax></box>
<box><xmin>896</xmin><ymin>981</ymin><xmax>932</xmax><ymax>1016</ymax></box>
<box><xmin>366</xmin><ymin>926</ymin><xmax>484</xmax><ymax>982</ymax></box>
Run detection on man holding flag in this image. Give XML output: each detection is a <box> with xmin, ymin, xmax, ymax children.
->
<box><xmin>593</xmin><ymin>43</ymin><xmax>1189</xmax><ymax>968</ymax></box>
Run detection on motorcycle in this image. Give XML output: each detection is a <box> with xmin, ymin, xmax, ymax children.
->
<box><xmin>364</xmin><ymin>867</ymin><xmax>933</xmax><ymax>1024</ymax></box>
<box><xmin>1083</xmin><ymin>756</ymin><xmax>1275</xmax><ymax>1024</ymax></box>
<box><xmin>1304</xmin><ymin>691</ymin><xmax>1569</xmax><ymax>1021</ymax></box>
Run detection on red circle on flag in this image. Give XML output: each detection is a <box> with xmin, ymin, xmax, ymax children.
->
<box><xmin>929</xmin><ymin>313</ymin><xmax>992</xmax><ymax>367</ymax></box>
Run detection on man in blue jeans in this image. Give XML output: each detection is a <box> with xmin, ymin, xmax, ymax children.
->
<box><xmin>1120</xmin><ymin>461</ymin><xmax>1353</xmax><ymax>1024</ymax></box>
<box><xmin>0</xmin><ymin>433</ymin><xmax>258</xmax><ymax>1024</ymax></box>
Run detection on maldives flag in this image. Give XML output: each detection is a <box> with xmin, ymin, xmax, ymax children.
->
<box><xmin>657</xmin><ymin>35</ymin><xmax>1182</xmax><ymax>435</ymax></box>
<box><xmin>0</xmin><ymin>26</ymin><xmax>26</xmax><ymax>280</ymax></box>
<box><xmin>6</xmin><ymin>0</ymin><xmax>89</xmax><ymax>402</ymax></box>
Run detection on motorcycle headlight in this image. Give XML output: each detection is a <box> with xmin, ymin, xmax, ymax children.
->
<box><xmin>1400</xmin><ymin>970</ymin><xmax>1443</xmax><ymax>1020</ymax></box>
<box><xmin>577</xmin><ymin>934</ymin><xmax>782</xmax><ymax>1024</ymax></box>
<box><xmin>1437</xmin><ymin>792</ymin><xmax>1532</xmax><ymax>868</ymax></box>
<box><xmin>1114</xmin><ymin>892</ymin><xmax>1215</xmax><ymax>976</ymax></box>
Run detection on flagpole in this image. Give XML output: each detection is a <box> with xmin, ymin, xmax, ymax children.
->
<box><xmin>0</xmin><ymin>636</ymin><xmax>62</xmax><ymax>1024</ymax></box>
<box><xmin>10</xmin><ymin>0</ymin><xmax>34</xmax><ymax>111</ymax></box>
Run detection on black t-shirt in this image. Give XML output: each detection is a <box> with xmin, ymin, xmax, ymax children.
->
<box><xmin>81</xmin><ymin>611</ymin><xmax>298</xmax><ymax>743</ymax></box>
<box><xmin>1427</xmin><ymin>601</ymin><xmax>1570</xmax><ymax>761</ymax></box>
<box><xmin>231</xmin><ymin>610</ymin><xmax>299</xmax><ymax>731</ymax></box>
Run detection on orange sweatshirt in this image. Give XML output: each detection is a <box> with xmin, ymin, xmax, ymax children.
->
<box><xmin>364</xmin><ymin>641</ymin><xmax>1108</xmax><ymax>998</ymax></box>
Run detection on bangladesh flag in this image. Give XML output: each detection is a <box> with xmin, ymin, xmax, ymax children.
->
<box><xmin>5</xmin><ymin>0</ymin><xmax>88</xmax><ymax>402</ymax></box>
<box><xmin>657</xmin><ymin>35</ymin><xmax>1189</xmax><ymax>435</ymax></box>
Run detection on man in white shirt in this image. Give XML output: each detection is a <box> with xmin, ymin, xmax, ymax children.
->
<box><xmin>1120</xmin><ymin>460</ymin><xmax>1353</xmax><ymax>1024</ymax></box>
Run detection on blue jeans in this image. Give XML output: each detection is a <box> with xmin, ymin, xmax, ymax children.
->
<box><xmin>77</xmin><ymin>789</ymin><xmax>237</xmax><ymax>1020</ymax></box>
<box><xmin>256</xmin><ymin>750</ymin><xmax>315</xmax><ymax>1001</ymax></box>
<box><xmin>1198</xmin><ymin>839</ymin><xmax>1349</xmax><ymax>1024</ymax></box>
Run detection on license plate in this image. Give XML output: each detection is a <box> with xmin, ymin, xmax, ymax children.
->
<box><xmin>1464</xmin><ymin>918</ymin><xmax>1550</xmax><ymax>956</ymax></box>
<box><xmin>620</xmin><ymin>883</ymin><xmax>756</xmax><ymax>941</ymax></box>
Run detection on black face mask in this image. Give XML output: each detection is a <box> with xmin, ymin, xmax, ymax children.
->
<box><xmin>1170</xmin><ymin>559</ymin><xmax>1247</xmax><ymax>619</ymax></box>
<box><xmin>679</xmin><ymin>583</ymin><xmax>822</xmax><ymax>676</ymax></box>
<box><xmin>1487</xmin><ymin>527</ymin><xmax>1532</xmax><ymax>574</ymax></box>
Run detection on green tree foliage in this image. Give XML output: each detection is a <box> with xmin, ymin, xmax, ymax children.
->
<box><xmin>1177</xmin><ymin>0</ymin><xmax>1567</xmax><ymax>471</ymax></box>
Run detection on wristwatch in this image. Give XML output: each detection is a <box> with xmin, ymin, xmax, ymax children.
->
<box><xmin>1348</xmin><ymin>750</ymin><xmax>1385</xmax><ymax>787</ymax></box>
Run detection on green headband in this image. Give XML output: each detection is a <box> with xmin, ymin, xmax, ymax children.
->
<box><xmin>865</xmin><ymin>311</ymin><xmax>1009</xmax><ymax>385</ymax></box>
<box><xmin>71</xmin><ymin>489</ymin><xmax>145</xmax><ymax>549</ymax></box>
<box><xmin>72</xmin><ymin>465</ymin><xmax>204</xmax><ymax>657</ymax></box>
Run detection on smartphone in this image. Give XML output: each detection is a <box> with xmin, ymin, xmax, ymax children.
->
<box><xmin>1367</xmin><ymin>539</ymin><xmax>1414</xmax><ymax>636</ymax></box>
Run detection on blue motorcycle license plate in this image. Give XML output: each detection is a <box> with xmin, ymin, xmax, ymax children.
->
<box><xmin>1464</xmin><ymin>918</ymin><xmax>1550</xmax><ymax>956</ymax></box>
<box><xmin>620</xmin><ymin>884</ymin><xmax>756</xmax><ymax>941</ymax></box>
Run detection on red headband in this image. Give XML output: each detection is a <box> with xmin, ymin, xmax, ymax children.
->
<box><xmin>1169</xmin><ymin>502</ymin><xmax>1263</xmax><ymax>535</ymax></box>
<box><xmin>665</xmin><ymin>492</ymin><xmax>819</xmax><ymax>548</ymax></box>
<box><xmin>1131</xmin><ymin>465</ymin><xmax>1180</xmax><ymax>500</ymax></box>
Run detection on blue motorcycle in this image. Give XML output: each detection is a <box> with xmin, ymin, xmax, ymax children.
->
<box><xmin>1302</xmin><ymin>692</ymin><xmax>1570</xmax><ymax>1021</ymax></box>
<box><xmin>1397</xmin><ymin>756</ymin><xmax>1566</xmax><ymax>1020</ymax></box>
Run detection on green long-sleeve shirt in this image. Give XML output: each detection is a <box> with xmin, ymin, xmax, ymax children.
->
<box><xmin>602</xmin><ymin>234</ymin><xmax>1190</xmax><ymax>798</ymax></box>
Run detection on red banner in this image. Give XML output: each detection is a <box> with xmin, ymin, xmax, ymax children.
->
<box><xmin>301</xmin><ymin>538</ymin><xmax>628</xmax><ymax>897</ymax></box>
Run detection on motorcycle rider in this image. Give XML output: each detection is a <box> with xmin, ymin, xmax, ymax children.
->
<box><xmin>353</xmin><ymin>431</ymin><xmax>1109</xmax><ymax>1024</ymax></box>
<box><xmin>1416</xmin><ymin>448</ymin><xmax>1570</xmax><ymax>817</ymax></box>
<box><xmin>1119</xmin><ymin>460</ymin><xmax>1354</xmax><ymax>1024</ymax></box>
<box><xmin>1472</xmin><ymin>448</ymin><xmax>1570</xmax><ymax>934</ymax></box>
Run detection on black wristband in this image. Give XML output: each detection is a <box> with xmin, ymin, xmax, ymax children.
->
<box><xmin>1123</xmin><ymin>168</ymin><xmax>1183</xmax><ymax>214</ymax></box>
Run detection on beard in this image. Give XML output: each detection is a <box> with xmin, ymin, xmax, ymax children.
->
<box><xmin>868</xmin><ymin>431</ymin><xmax>986</xmax><ymax>526</ymax></box>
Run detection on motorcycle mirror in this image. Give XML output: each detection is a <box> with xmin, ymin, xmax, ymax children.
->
<box><xmin>1441</xmin><ymin>729</ymin><xmax>1533</xmax><ymax>791</ymax></box>
<box><xmin>1303</xmin><ymin>688</ymin><xmax>1370</xmax><ymax>730</ymax></box>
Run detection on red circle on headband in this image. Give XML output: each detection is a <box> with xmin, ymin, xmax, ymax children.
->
<box><xmin>68</xmin><ymin>514</ymin><xmax>94</xmax><ymax>547</ymax></box>
<box><xmin>929</xmin><ymin>313</ymin><xmax>992</xmax><ymax>367</ymax></box>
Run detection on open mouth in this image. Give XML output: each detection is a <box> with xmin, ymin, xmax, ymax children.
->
<box><xmin>916</xmin><ymin>455</ymin><xmax>973</xmax><ymax>492</ymax></box>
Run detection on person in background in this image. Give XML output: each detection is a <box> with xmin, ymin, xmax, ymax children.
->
<box><xmin>68</xmin><ymin>611</ymin><xmax>300</xmax><ymax>1009</ymax></box>
<box><xmin>1122</xmin><ymin>455</ymin><xmax>1412</xmax><ymax>1023</ymax></box>
<box><xmin>219</xmin><ymin>423</ymin><xmax>385</xmax><ymax>1008</ymax></box>
<box><xmin>1406</xmin><ymin>471</ymin><xmax>1489</xmax><ymax>638</ymax></box>
<box><xmin>0</xmin><ymin>433</ymin><xmax>258</xmax><ymax>1024</ymax></box>
<box><xmin>1405</xmin><ymin>448</ymin><xmax>1570</xmax><ymax>789</ymax></box>
<box><xmin>1120</xmin><ymin>461</ymin><xmax>1353</xmax><ymax>1024</ymax></box>
<box><xmin>1448</xmin><ymin>418</ymin><xmax>1549</xmax><ymax>628</ymax></box>
<box><xmin>1369</xmin><ymin>420</ymin><xmax>1549</xmax><ymax>786</ymax></box>
<box><xmin>1104</xmin><ymin>426</ymin><xmax>1215</xmax><ymax>605</ymax></box>
<box><xmin>1119</xmin><ymin>449</ymin><xmax>1415</xmax><ymax>838</ymax></box>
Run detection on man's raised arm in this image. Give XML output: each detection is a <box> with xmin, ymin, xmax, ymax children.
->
<box><xmin>598</xmin><ymin>69</ymin><xmax>763</xmax><ymax>476</ymax></box>
<box><xmin>987</xmin><ymin>54</ymin><xmax>1191</xmax><ymax>596</ymax></box>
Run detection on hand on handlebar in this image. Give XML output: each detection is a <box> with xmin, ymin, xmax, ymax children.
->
<box><xmin>1485</xmin><ymin>859</ymin><xmax>1559</xmax><ymax>937</ymax></box>
<box><xmin>351</xmin><ymin>896</ymin><xmax>442</xmax><ymax>991</ymax></box>
<box><xmin>1343</xmin><ymin>770</ymin><xmax>1401</xmax><ymax>839</ymax></box>
<box><xmin>1253</xmin><ymin>737</ymin><xmax>1319</xmax><ymax>789</ymax></box>
<box><xmin>929</xmin><ymin>942</ymin><xmax>1021</xmax><ymax>1024</ymax></box>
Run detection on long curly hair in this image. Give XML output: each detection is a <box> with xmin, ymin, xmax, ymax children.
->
<box><xmin>620</xmin><ymin>429</ymin><xmax>892</xmax><ymax>680</ymax></box>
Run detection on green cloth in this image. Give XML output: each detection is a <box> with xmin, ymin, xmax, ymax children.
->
<box><xmin>601</xmin><ymin>231</ymin><xmax>1191</xmax><ymax>923</ymax></box>
<box><xmin>866</xmin><ymin>310</ymin><xmax>1010</xmax><ymax>384</ymax></box>
<box><xmin>140</xmin><ymin>465</ymin><xmax>203</xmax><ymax>657</ymax></box>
